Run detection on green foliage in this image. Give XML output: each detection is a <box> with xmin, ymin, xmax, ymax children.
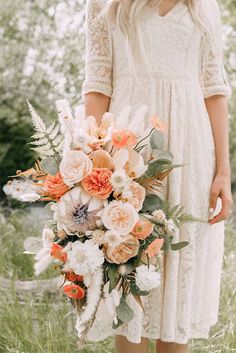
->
<box><xmin>141</xmin><ymin>194</ymin><xmax>163</xmax><ymax>213</ymax></box>
<box><xmin>163</xmin><ymin>202</ymin><xmax>205</xmax><ymax>227</ymax></box>
<box><xmin>115</xmin><ymin>295</ymin><xmax>134</xmax><ymax>324</ymax></box>
<box><xmin>0</xmin><ymin>115</ymin><xmax>35</xmax><ymax>198</ymax></box>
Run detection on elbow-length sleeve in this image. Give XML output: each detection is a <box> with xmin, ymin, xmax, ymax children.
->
<box><xmin>82</xmin><ymin>0</ymin><xmax>113</xmax><ymax>98</ymax></box>
<box><xmin>201</xmin><ymin>0</ymin><xmax>231</xmax><ymax>99</ymax></box>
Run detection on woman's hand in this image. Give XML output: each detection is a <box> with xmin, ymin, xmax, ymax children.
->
<box><xmin>209</xmin><ymin>173</ymin><xmax>232</xmax><ymax>224</ymax></box>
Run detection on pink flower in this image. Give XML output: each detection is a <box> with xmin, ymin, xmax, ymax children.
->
<box><xmin>132</xmin><ymin>219</ymin><xmax>154</xmax><ymax>240</ymax></box>
<box><xmin>81</xmin><ymin>168</ymin><xmax>113</xmax><ymax>199</ymax></box>
<box><xmin>151</xmin><ymin>114</ymin><xmax>168</xmax><ymax>133</ymax></box>
<box><xmin>112</xmin><ymin>130</ymin><xmax>137</xmax><ymax>149</ymax></box>
<box><xmin>145</xmin><ymin>238</ymin><xmax>164</xmax><ymax>257</ymax></box>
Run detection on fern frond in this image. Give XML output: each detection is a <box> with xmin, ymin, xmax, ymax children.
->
<box><xmin>27</xmin><ymin>100</ymin><xmax>46</xmax><ymax>133</ymax></box>
<box><xmin>31</xmin><ymin>132</ymin><xmax>45</xmax><ymax>139</ymax></box>
<box><xmin>55</xmin><ymin>140</ymin><xmax>64</xmax><ymax>153</ymax></box>
<box><xmin>30</xmin><ymin>137</ymin><xmax>49</xmax><ymax>146</ymax></box>
<box><xmin>48</xmin><ymin>124</ymin><xmax>60</xmax><ymax>140</ymax></box>
<box><xmin>52</xmin><ymin>134</ymin><xmax>63</xmax><ymax>147</ymax></box>
<box><xmin>163</xmin><ymin>201</ymin><xmax>204</xmax><ymax>227</ymax></box>
<box><xmin>32</xmin><ymin>146</ymin><xmax>55</xmax><ymax>157</ymax></box>
<box><xmin>47</xmin><ymin>121</ymin><xmax>56</xmax><ymax>135</ymax></box>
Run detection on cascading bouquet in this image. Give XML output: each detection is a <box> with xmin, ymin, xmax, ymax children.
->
<box><xmin>4</xmin><ymin>100</ymin><xmax>201</xmax><ymax>342</ymax></box>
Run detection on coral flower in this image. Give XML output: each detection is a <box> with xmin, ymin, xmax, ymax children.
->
<box><xmin>50</xmin><ymin>243</ymin><xmax>67</xmax><ymax>262</ymax></box>
<box><xmin>43</xmin><ymin>172</ymin><xmax>69</xmax><ymax>200</ymax></box>
<box><xmin>145</xmin><ymin>238</ymin><xmax>164</xmax><ymax>257</ymax></box>
<box><xmin>81</xmin><ymin>168</ymin><xmax>113</xmax><ymax>199</ymax></box>
<box><xmin>126</xmin><ymin>130</ymin><xmax>137</xmax><ymax>146</ymax></box>
<box><xmin>65</xmin><ymin>272</ymin><xmax>83</xmax><ymax>283</ymax></box>
<box><xmin>151</xmin><ymin>114</ymin><xmax>168</xmax><ymax>133</ymax></box>
<box><xmin>112</xmin><ymin>130</ymin><xmax>129</xmax><ymax>148</ymax></box>
<box><xmin>105</xmin><ymin>234</ymin><xmax>139</xmax><ymax>264</ymax></box>
<box><xmin>63</xmin><ymin>284</ymin><xmax>85</xmax><ymax>299</ymax></box>
<box><xmin>132</xmin><ymin>219</ymin><xmax>154</xmax><ymax>240</ymax></box>
<box><xmin>112</xmin><ymin>129</ymin><xmax>137</xmax><ymax>149</ymax></box>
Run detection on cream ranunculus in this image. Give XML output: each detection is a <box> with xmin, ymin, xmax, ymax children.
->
<box><xmin>101</xmin><ymin>200</ymin><xmax>139</xmax><ymax>235</ymax></box>
<box><xmin>121</xmin><ymin>181</ymin><xmax>146</xmax><ymax>211</ymax></box>
<box><xmin>59</xmin><ymin>150</ymin><xmax>92</xmax><ymax>187</ymax></box>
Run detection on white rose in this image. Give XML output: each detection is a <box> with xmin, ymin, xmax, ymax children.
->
<box><xmin>101</xmin><ymin>200</ymin><xmax>139</xmax><ymax>235</ymax></box>
<box><xmin>59</xmin><ymin>150</ymin><xmax>92</xmax><ymax>186</ymax></box>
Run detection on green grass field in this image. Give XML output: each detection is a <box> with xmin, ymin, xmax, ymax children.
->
<box><xmin>0</xmin><ymin>206</ymin><xmax>235</xmax><ymax>353</ymax></box>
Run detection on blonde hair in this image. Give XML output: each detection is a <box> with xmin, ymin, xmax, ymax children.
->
<box><xmin>104</xmin><ymin>0</ymin><xmax>210</xmax><ymax>38</ymax></box>
<box><xmin>102</xmin><ymin>0</ymin><xmax>213</xmax><ymax>86</ymax></box>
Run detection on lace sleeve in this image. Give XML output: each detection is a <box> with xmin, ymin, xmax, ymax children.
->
<box><xmin>201</xmin><ymin>1</ymin><xmax>231</xmax><ymax>99</ymax></box>
<box><xmin>82</xmin><ymin>0</ymin><xmax>113</xmax><ymax>99</ymax></box>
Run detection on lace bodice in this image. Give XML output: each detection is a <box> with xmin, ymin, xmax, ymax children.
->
<box><xmin>82</xmin><ymin>0</ymin><xmax>231</xmax><ymax>100</ymax></box>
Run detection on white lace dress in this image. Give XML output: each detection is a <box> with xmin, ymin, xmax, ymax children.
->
<box><xmin>81</xmin><ymin>0</ymin><xmax>231</xmax><ymax>344</ymax></box>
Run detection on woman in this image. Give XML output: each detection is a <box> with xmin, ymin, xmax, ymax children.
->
<box><xmin>82</xmin><ymin>0</ymin><xmax>232</xmax><ymax>352</ymax></box>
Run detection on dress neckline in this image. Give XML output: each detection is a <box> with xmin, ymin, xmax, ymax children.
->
<box><xmin>156</xmin><ymin>0</ymin><xmax>183</xmax><ymax>19</ymax></box>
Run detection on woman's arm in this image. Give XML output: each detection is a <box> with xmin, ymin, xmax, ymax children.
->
<box><xmin>84</xmin><ymin>92</ymin><xmax>110</xmax><ymax>125</ymax></box>
<box><xmin>205</xmin><ymin>95</ymin><xmax>232</xmax><ymax>224</ymax></box>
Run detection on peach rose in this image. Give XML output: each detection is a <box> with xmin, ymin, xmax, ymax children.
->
<box><xmin>121</xmin><ymin>181</ymin><xmax>145</xmax><ymax>211</ymax></box>
<box><xmin>43</xmin><ymin>172</ymin><xmax>69</xmax><ymax>200</ymax></box>
<box><xmin>104</xmin><ymin>234</ymin><xmax>139</xmax><ymax>264</ymax></box>
<box><xmin>81</xmin><ymin>168</ymin><xmax>113</xmax><ymax>199</ymax></box>
<box><xmin>59</xmin><ymin>150</ymin><xmax>92</xmax><ymax>186</ymax></box>
<box><xmin>145</xmin><ymin>238</ymin><xmax>164</xmax><ymax>257</ymax></box>
<box><xmin>132</xmin><ymin>219</ymin><xmax>154</xmax><ymax>240</ymax></box>
<box><xmin>101</xmin><ymin>200</ymin><xmax>139</xmax><ymax>235</ymax></box>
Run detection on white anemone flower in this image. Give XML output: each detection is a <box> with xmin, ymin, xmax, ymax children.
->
<box><xmin>110</xmin><ymin>169</ymin><xmax>127</xmax><ymax>190</ymax></box>
<box><xmin>53</xmin><ymin>187</ymin><xmax>107</xmax><ymax>235</ymax></box>
<box><xmin>67</xmin><ymin>239</ymin><xmax>104</xmax><ymax>276</ymax></box>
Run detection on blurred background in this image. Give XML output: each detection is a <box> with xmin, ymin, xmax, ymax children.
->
<box><xmin>0</xmin><ymin>0</ymin><xmax>235</xmax><ymax>352</ymax></box>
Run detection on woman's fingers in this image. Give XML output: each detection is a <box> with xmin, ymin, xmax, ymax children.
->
<box><xmin>209</xmin><ymin>193</ymin><xmax>232</xmax><ymax>225</ymax></box>
<box><xmin>208</xmin><ymin>185</ymin><xmax>219</xmax><ymax>221</ymax></box>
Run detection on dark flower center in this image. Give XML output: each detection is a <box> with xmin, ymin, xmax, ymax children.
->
<box><xmin>73</xmin><ymin>203</ymin><xmax>89</xmax><ymax>224</ymax></box>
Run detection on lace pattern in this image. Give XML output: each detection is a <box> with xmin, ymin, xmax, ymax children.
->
<box><xmin>82</xmin><ymin>0</ymin><xmax>113</xmax><ymax>98</ymax></box>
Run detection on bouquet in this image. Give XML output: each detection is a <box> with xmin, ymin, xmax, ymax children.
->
<box><xmin>4</xmin><ymin>100</ymin><xmax>201</xmax><ymax>342</ymax></box>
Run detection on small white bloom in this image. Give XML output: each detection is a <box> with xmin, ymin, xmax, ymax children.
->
<box><xmin>92</xmin><ymin>229</ymin><xmax>105</xmax><ymax>245</ymax></box>
<box><xmin>166</xmin><ymin>219</ymin><xmax>175</xmax><ymax>232</ymax></box>
<box><xmin>110</xmin><ymin>169</ymin><xmax>127</xmax><ymax>190</ymax></box>
<box><xmin>42</xmin><ymin>228</ymin><xmax>55</xmax><ymax>248</ymax></box>
<box><xmin>72</xmin><ymin>129</ymin><xmax>90</xmax><ymax>149</ymax></box>
<box><xmin>104</xmin><ymin>230</ymin><xmax>123</xmax><ymax>248</ymax></box>
<box><xmin>152</xmin><ymin>209</ymin><xmax>167</xmax><ymax>222</ymax></box>
<box><xmin>118</xmin><ymin>265</ymin><xmax>127</xmax><ymax>276</ymax></box>
<box><xmin>135</xmin><ymin>265</ymin><xmax>161</xmax><ymax>291</ymax></box>
<box><xmin>67</xmin><ymin>239</ymin><xmax>104</xmax><ymax>275</ymax></box>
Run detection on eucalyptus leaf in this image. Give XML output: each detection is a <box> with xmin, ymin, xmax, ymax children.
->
<box><xmin>41</xmin><ymin>157</ymin><xmax>59</xmax><ymax>175</ymax></box>
<box><xmin>112</xmin><ymin>318</ymin><xmax>123</xmax><ymax>329</ymax></box>
<box><xmin>150</xmin><ymin>130</ymin><xmax>165</xmax><ymax>150</ymax></box>
<box><xmin>171</xmin><ymin>241</ymin><xmax>189</xmax><ymax>251</ymax></box>
<box><xmin>108</xmin><ymin>265</ymin><xmax>119</xmax><ymax>293</ymax></box>
<box><xmin>142</xmin><ymin>194</ymin><xmax>163</xmax><ymax>213</ymax></box>
<box><xmin>130</xmin><ymin>280</ymin><xmax>150</xmax><ymax>296</ymax></box>
<box><xmin>116</xmin><ymin>297</ymin><xmax>134</xmax><ymax>323</ymax></box>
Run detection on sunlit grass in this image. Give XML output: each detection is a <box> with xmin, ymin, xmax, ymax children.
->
<box><xmin>0</xmin><ymin>207</ymin><xmax>235</xmax><ymax>353</ymax></box>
